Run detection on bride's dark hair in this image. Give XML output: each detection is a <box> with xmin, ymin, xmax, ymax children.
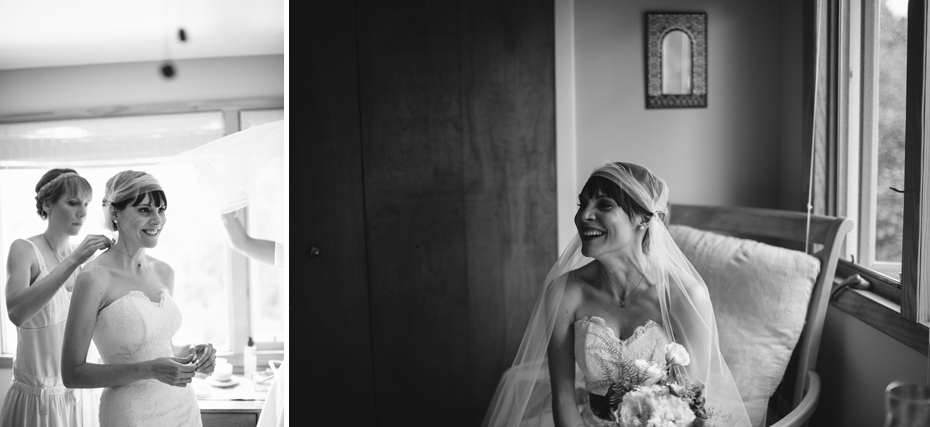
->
<box><xmin>103</xmin><ymin>170</ymin><xmax>167</xmax><ymax>232</ymax></box>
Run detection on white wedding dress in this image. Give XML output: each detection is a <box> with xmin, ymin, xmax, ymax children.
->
<box><xmin>574</xmin><ymin>317</ymin><xmax>670</xmax><ymax>427</ymax></box>
<box><xmin>92</xmin><ymin>290</ymin><xmax>201</xmax><ymax>427</ymax></box>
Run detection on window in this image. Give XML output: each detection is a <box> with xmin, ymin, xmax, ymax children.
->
<box><xmin>239</xmin><ymin>109</ymin><xmax>286</xmax><ymax>344</ymax></box>
<box><xmin>0</xmin><ymin>105</ymin><xmax>285</xmax><ymax>357</ymax></box>
<box><xmin>846</xmin><ymin>0</ymin><xmax>908</xmax><ymax>279</ymax></box>
<box><xmin>843</xmin><ymin>0</ymin><xmax>930</xmax><ymax>323</ymax></box>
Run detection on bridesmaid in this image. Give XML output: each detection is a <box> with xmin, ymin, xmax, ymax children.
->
<box><xmin>0</xmin><ymin>169</ymin><xmax>113</xmax><ymax>426</ymax></box>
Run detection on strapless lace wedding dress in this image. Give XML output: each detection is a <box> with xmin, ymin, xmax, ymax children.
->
<box><xmin>93</xmin><ymin>290</ymin><xmax>201</xmax><ymax>427</ymax></box>
<box><xmin>574</xmin><ymin>316</ymin><xmax>669</xmax><ymax>427</ymax></box>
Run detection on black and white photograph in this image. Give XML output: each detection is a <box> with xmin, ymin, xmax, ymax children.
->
<box><xmin>0</xmin><ymin>1</ymin><xmax>288</xmax><ymax>426</ymax></box>
<box><xmin>312</xmin><ymin>0</ymin><xmax>929</xmax><ymax>426</ymax></box>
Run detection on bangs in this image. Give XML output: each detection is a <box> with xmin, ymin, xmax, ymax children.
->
<box><xmin>131</xmin><ymin>190</ymin><xmax>167</xmax><ymax>209</ymax></box>
<box><xmin>580</xmin><ymin>175</ymin><xmax>623</xmax><ymax>203</ymax></box>
<box><xmin>58</xmin><ymin>175</ymin><xmax>93</xmax><ymax>200</ymax></box>
<box><xmin>580</xmin><ymin>175</ymin><xmax>645</xmax><ymax>221</ymax></box>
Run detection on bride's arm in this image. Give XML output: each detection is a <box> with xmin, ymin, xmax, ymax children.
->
<box><xmin>547</xmin><ymin>281</ymin><xmax>584</xmax><ymax>427</ymax></box>
<box><xmin>61</xmin><ymin>269</ymin><xmax>196</xmax><ymax>389</ymax></box>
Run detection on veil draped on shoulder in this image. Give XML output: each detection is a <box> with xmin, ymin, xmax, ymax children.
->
<box><xmin>482</xmin><ymin>162</ymin><xmax>750</xmax><ymax>427</ymax></box>
<box><xmin>151</xmin><ymin>119</ymin><xmax>289</xmax><ymax>426</ymax></box>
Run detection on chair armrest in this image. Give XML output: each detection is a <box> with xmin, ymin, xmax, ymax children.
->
<box><xmin>769</xmin><ymin>370</ymin><xmax>820</xmax><ymax>427</ymax></box>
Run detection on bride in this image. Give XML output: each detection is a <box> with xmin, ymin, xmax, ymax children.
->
<box><xmin>482</xmin><ymin>162</ymin><xmax>751</xmax><ymax>426</ymax></box>
<box><xmin>61</xmin><ymin>170</ymin><xmax>216</xmax><ymax>427</ymax></box>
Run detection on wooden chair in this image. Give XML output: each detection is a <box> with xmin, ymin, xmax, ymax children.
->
<box><xmin>667</xmin><ymin>204</ymin><xmax>853</xmax><ymax>427</ymax></box>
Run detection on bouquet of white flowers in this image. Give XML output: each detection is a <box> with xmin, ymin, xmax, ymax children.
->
<box><xmin>599</xmin><ymin>343</ymin><xmax>717</xmax><ymax>427</ymax></box>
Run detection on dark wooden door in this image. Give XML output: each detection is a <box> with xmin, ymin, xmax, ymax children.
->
<box><xmin>310</xmin><ymin>1</ymin><xmax>556</xmax><ymax>425</ymax></box>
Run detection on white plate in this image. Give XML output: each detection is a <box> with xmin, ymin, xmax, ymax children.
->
<box><xmin>205</xmin><ymin>376</ymin><xmax>239</xmax><ymax>388</ymax></box>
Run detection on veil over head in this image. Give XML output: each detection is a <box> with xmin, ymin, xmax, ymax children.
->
<box><xmin>101</xmin><ymin>170</ymin><xmax>163</xmax><ymax>231</ymax></box>
<box><xmin>482</xmin><ymin>162</ymin><xmax>750</xmax><ymax>426</ymax></box>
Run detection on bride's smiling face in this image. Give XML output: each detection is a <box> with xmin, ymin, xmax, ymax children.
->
<box><xmin>574</xmin><ymin>191</ymin><xmax>639</xmax><ymax>258</ymax></box>
<box><xmin>115</xmin><ymin>193</ymin><xmax>167</xmax><ymax>249</ymax></box>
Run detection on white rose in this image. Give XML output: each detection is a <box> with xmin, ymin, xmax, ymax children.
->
<box><xmin>665</xmin><ymin>343</ymin><xmax>691</xmax><ymax>367</ymax></box>
<box><xmin>634</xmin><ymin>359</ymin><xmax>666</xmax><ymax>386</ymax></box>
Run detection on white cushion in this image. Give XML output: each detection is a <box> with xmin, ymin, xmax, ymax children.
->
<box><xmin>668</xmin><ymin>224</ymin><xmax>820</xmax><ymax>427</ymax></box>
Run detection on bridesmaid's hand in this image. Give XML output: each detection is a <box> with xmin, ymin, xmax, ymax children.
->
<box><xmin>190</xmin><ymin>343</ymin><xmax>216</xmax><ymax>375</ymax></box>
<box><xmin>148</xmin><ymin>354</ymin><xmax>196</xmax><ymax>387</ymax></box>
<box><xmin>69</xmin><ymin>235</ymin><xmax>114</xmax><ymax>265</ymax></box>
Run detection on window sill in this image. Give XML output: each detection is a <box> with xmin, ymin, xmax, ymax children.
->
<box><xmin>219</xmin><ymin>350</ymin><xmax>284</xmax><ymax>376</ymax></box>
<box><xmin>830</xmin><ymin>272</ymin><xmax>928</xmax><ymax>355</ymax></box>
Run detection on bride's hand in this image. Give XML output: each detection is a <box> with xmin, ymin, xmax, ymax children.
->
<box><xmin>148</xmin><ymin>354</ymin><xmax>197</xmax><ymax>387</ymax></box>
<box><xmin>68</xmin><ymin>235</ymin><xmax>114</xmax><ymax>265</ymax></box>
<box><xmin>189</xmin><ymin>343</ymin><xmax>216</xmax><ymax>375</ymax></box>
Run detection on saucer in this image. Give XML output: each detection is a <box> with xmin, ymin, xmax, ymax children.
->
<box><xmin>205</xmin><ymin>375</ymin><xmax>239</xmax><ymax>388</ymax></box>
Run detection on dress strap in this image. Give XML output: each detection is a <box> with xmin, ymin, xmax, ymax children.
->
<box><xmin>21</xmin><ymin>239</ymin><xmax>49</xmax><ymax>275</ymax></box>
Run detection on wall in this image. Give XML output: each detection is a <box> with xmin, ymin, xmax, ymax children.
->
<box><xmin>814</xmin><ymin>308</ymin><xmax>926</xmax><ymax>425</ymax></box>
<box><xmin>777</xmin><ymin>0</ymin><xmax>809</xmax><ymax>213</ymax></box>
<box><xmin>0</xmin><ymin>53</ymin><xmax>283</xmax><ymax>405</ymax></box>
<box><xmin>0</xmin><ymin>55</ymin><xmax>284</xmax><ymax>116</ymax></box>
<box><xmin>309</xmin><ymin>1</ymin><xmax>557</xmax><ymax>425</ymax></box>
<box><xmin>557</xmin><ymin>0</ymin><xmax>783</xmax><ymax>248</ymax></box>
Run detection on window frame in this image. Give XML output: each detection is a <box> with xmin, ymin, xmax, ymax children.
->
<box><xmin>899</xmin><ymin>0</ymin><xmax>930</xmax><ymax>323</ymax></box>
<box><xmin>843</xmin><ymin>0</ymin><xmax>907</xmax><ymax>279</ymax></box>
<box><xmin>0</xmin><ymin>97</ymin><xmax>285</xmax><ymax>370</ymax></box>
<box><xmin>835</xmin><ymin>0</ymin><xmax>930</xmax><ymax>353</ymax></box>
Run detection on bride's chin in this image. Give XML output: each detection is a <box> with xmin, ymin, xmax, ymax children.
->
<box><xmin>580</xmin><ymin>246</ymin><xmax>595</xmax><ymax>258</ymax></box>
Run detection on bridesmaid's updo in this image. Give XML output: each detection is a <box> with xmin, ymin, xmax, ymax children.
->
<box><xmin>34</xmin><ymin>169</ymin><xmax>92</xmax><ymax>220</ymax></box>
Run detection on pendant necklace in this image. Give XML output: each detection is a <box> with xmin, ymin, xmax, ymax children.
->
<box><xmin>618</xmin><ymin>273</ymin><xmax>647</xmax><ymax>308</ymax></box>
<box><xmin>109</xmin><ymin>247</ymin><xmax>143</xmax><ymax>268</ymax></box>
<box><xmin>42</xmin><ymin>234</ymin><xmax>65</xmax><ymax>264</ymax></box>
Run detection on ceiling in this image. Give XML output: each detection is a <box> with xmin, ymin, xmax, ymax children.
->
<box><xmin>0</xmin><ymin>0</ymin><xmax>284</xmax><ymax>70</ymax></box>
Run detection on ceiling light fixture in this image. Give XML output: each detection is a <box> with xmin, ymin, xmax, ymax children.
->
<box><xmin>160</xmin><ymin>0</ymin><xmax>188</xmax><ymax>79</ymax></box>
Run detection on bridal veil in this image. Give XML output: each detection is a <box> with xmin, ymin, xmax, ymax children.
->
<box><xmin>482</xmin><ymin>162</ymin><xmax>750</xmax><ymax>427</ymax></box>
<box><xmin>151</xmin><ymin>119</ymin><xmax>289</xmax><ymax>426</ymax></box>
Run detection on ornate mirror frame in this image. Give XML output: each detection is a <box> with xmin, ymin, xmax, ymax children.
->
<box><xmin>645</xmin><ymin>12</ymin><xmax>707</xmax><ymax>109</ymax></box>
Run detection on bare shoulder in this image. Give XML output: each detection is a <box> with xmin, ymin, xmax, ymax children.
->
<box><xmin>76</xmin><ymin>258</ymin><xmax>112</xmax><ymax>284</ymax></box>
<box><xmin>561</xmin><ymin>262</ymin><xmax>598</xmax><ymax>313</ymax></box>
<box><xmin>147</xmin><ymin>256</ymin><xmax>173</xmax><ymax>277</ymax></box>
<box><xmin>8</xmin><ymin>238</ymin><xmax>37</xmax><ymax>260</ymax></box>
<box><xmin>147</xmin><ymin>256</ymin><xmax>175</xmax><ymax>290</ymax></box>
<box><xmin>675</xmin><ymin>273</ymin><xmax>711</xmax><ymax>307</ymax></box>
<box><xmin>73</xmin><ymin>261</ymin><xmax>112</xmax><ymax>298</ymax></box>
<box><xmin>565</xmin><ymin>261</ymin><xmax>599</xmax><ymax>293</ymax></box>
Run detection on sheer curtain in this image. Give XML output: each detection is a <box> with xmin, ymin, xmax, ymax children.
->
<box><xmin>803</xmin><ymin>0</ymin><xmax>838</xmax><ymax>219</ymax></box>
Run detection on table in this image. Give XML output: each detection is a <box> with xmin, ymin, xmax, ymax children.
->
<box><xmin>194</xmin><ymin>374</ymin><xmax>270</xmax><ymax>427</ymax></box>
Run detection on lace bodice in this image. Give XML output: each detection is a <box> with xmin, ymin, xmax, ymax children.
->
<box><xmin>93</xmin><ymin>289</ymin><xmax>201</xmax><ymax>426</ymax></box>
<box><xmin>574</xmin><ymin>316</ymin><xmax>669</xmax><ymax>396</ymax></box>
<box><xmin>94</xmin><ymin>290</ymin><xmax>179</xmax><ymax>364</ymax></box>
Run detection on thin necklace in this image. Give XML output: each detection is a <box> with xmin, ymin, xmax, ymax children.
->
<box><xmin>618</xmin><ymin>272</ymin><xmax>647</xmax><ymax>308</ymax></box>
<box><xmin>42</xmin><ymin>233</ymin><xmax>65</xmax><ymax>263</ymax></box>
<box><xmin>109</xmin><ymin>246</ymin><xmax>143</xmax><ymax>268</ymax></box>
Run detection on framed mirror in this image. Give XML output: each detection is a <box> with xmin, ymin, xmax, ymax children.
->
<box><xmin>645</xmin><ymin>13</ymin><xmax>707</xmax><ymax>109</ymax></box>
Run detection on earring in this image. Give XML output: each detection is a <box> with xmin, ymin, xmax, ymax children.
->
<box><xmin>637</xmin><ymin>224</ymin><xmax>645</xmax><ymax>231</ymax></box>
